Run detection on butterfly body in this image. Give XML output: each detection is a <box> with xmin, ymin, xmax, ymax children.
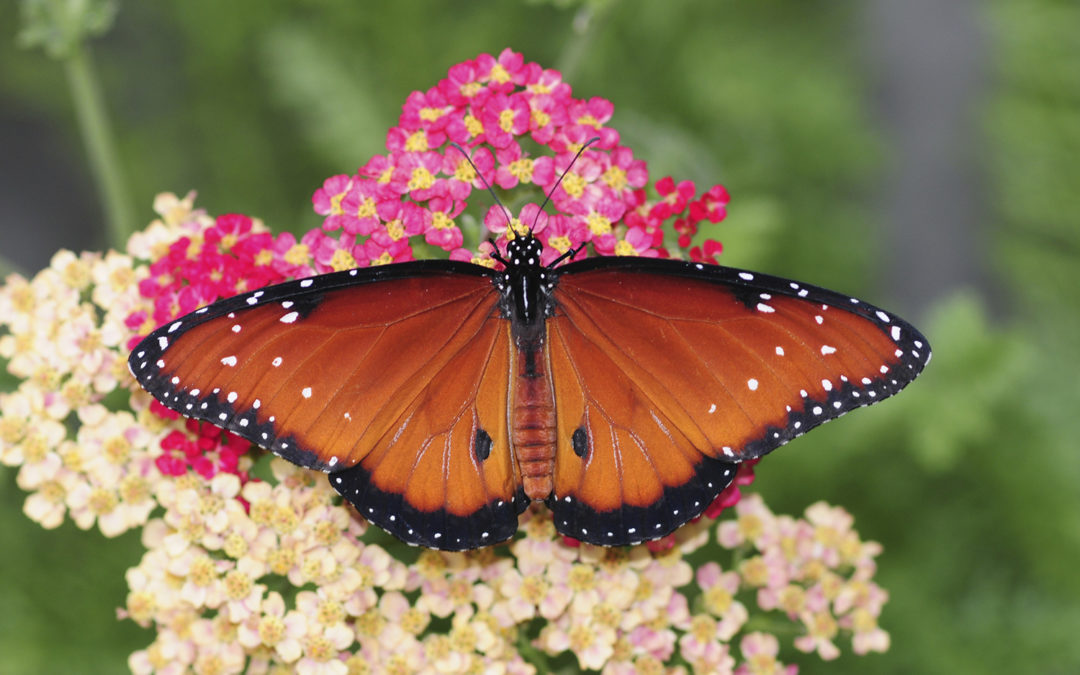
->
<box><xmin>130</xmin><ymin>234</ymin><xmax>930</xmax><ymax>550</ymax></box>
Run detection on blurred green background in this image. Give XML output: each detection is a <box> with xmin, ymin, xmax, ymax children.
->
<box><xmin>2</xmin><ymin>0</ymin><xmax>1078</xmax><ymax>673</ymax></box>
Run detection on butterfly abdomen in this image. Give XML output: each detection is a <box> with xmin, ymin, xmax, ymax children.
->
<box><xmin>511</xmin><ymin>345</ymin><xmax>557</xmax><ymax>500</ymax></box>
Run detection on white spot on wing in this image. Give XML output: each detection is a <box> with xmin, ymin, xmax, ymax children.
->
<box><xmin>775</xmin><ymin>346</ymin><xmax>785</xmax><ymax>356</ymax></box>
<box><xmin>891</xmin><ymin>326</ymin><xmax>901</xmax><ymax>341</ymax></box>
<box><xmin>301</xmin><ymin>387</ymin><xmax>312</xmax><ymax>399</ymax></box>
<box><xmin>757</xmin><ymin>303</ymin><xmax>775</xmax><ymax>313</ymax></box>
<box><xmin>221</xmin><ymin>355</ymin><xmax>238</xmax><ymax>367</ymax></box>
<box><xmin>158</xmin><ymin>336</ymin><xmax>169</xmax><ymax>350</ymax></box>
<box><xmin>300</xmin><ymin>279</ymin><xmax>314</xmax><ymax>288</ymax></box>
<box><xmin>280</xmin><ymin>311</ymin><xmax>299</xmax><ymax>324</ymax></box>
<box><xmin>747</xmin><ymin>378</ymin><xmax>759</xmax><ymax>391</ymax></box>
<box><xmin>708</xmin><ymin>403</ymin><xmax>717</xmax><ymax>414</ymax></box>
<box><xmin>738</xmin><ymin>272</ymin><xmax>754</xmax><ymax>281</ymax></box>
<box><xmin>876</xmin><ymin>310</ymin><xmax>891</xmax><ymax>322</ymax></box>
<box><xmin>821</xmin><ymin>344</ymin><xmax>836</xmax><ymax>355</ymax></box>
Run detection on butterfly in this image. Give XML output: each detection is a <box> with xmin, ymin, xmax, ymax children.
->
<box><xmin>129</xmin><ymin>234</ymin><xmax>930</xmax><ymax>550</ymax></box>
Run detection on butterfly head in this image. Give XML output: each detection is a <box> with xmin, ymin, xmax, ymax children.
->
<box><xmin>503</xmin><ymin>234</ymin><xmax>545</xmax><ymax>272</ymax></box>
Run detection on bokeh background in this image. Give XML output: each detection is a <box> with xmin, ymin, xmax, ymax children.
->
<box><xmin>1</xmin><ymin>1</ymin><xmax>1078</xmax><ymax>672</ymax></box>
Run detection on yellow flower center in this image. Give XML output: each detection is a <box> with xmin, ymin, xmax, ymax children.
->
<box><xmin>548</xmin><ymin>235</ymin><xmax>571</xmax><ymax>253</ymax></box>
<box><xmin>739</xmin><ymin>513</ymin><xmax>764</xmax><ymax>541</ymax></box>
<box><xmin>223</xmin><ymin>569</ymin><xmax>252</xmax><ymax>600</ymax></box>
<box><xmin>561</xmin><ymin>172</ymin><xmax>585</xmax><ymax>199</ymax></box>
<box><xmin>778</xmin><ymin>584</ymin><xmax>806</xmax><ymax>614</ymax></box>
<box><xmin>223</xmin><ymin>532</ymin><xmax>248</xmax><ymax>559</ymax></box>
<box><xmin>499</xmin><ymin>108</ymin><xmax>516</xmax><ymax>132</ymax></box>
<box><xmin>270</xmin><ymin>505</ymin><xmax>298</xmax><ymax>535</ymax></box>
<box><xmin>705</xmin><ymin>586</ymin><xmax>733</xmax><ymax>615</ymax></box>
<box><xmin>532</xmin><ymin>109</ymin><xmax>550</xmax><ymax>128</ymax></box>
<box><xmin>386</xmin><ymin>220</ymin><xmax>406</xmax><ymax>241</ymax></box>
<box><xmin>330</xmin><ymin>249</ymin><xmax>356</xmax><ymax>272</ymax></box>
<box><xmin>508</xmin><ymin>158</ymin><xmax>534</xmax><ymax>183</ymax></box>
<box><xmin>284</xmin><ymin>244</ymin><xmax>310</xmax><ymax>266</ymax></box>
<box><xmin>189</xmin><ymin>556</ymin><xmax>217</xmax><ymax>586</ymax></box>
<box><xmin>586</xmin><ymin>212</ymin><xmax>611</xmax><ymax>235</ymax></box>
<box><xmin>602</xmin><ymin>166</ymin><xmax>628</xmax><ymax>191</ymax></box>
<box><xmin>489</xmin><ymin>63</ymin><xmax>511</xmax><ymax>83</ymax></box>
<box><xmin>88</xmin><ymin>487</ymin><xmax>118</xmax><ymax>515</ymax></box>
<box><xmin>431</xmin><ymin>212</ymin><xmax>454</xmax><ymax>230</ymax></box>
<box><xmin>419</xmin><ymin>106</ymin><xmax>443</xmax><ymax>122</ymax></box>
<box><xmin>329</xmin><ymin>190</ymin><xmax>347</xmax><ymax>214</ymax></box>
<box><xmin>104</xmin><ymin>436</ymin><xmax>131</xmax><ymax>464</ymax></box>
<box><xmin>404</xmin><ymin>130</ymin><xmax>428</xmax><ymax>152</ymax></box>
<box><xmin>258</xmin><ymin>614</ymin><xmax>285</xmax><ymax>646</ymax></box>
<box><xmin>614</xmin><ymin>240</ymin><xmax>636</xmax><ymax>256</ymax></box>
<box><xmin>408</xmin><ymin>167</ymin><xmax>435</xmax><ymax>191</ymax></box>
<box><xmin>690</xmin><ymin>614</ymin><xmax>717</xmax><ymax>643</ymax></box>
<box><xmin>568</xmin><ymin>564</ymin><xmax>596</xmax><ymax>591</ymax></box>
<box><xmin>577</xmin><ymin>114</ymin><xmax>600</xmax><ymax>128</ymax></box>
<box><xmin>464</xmin><ymin>114</ymin><xmax>484</xmax><ymax>138</ymax></box>
<box><xmin>521</xmin><ymin>575</ymin><xmax>550</xmax><ymax>604</ymax></box>
<box><xmin>317</xmin><ymin>599</ymin><xmax>346</xmax><ymax>625</ymax></box>
<box><xmin>739</xmin><ymin>556</ymin><xmax>769</xmax><ymax>587</ymax></box>
<box><xmin>451</xmin><ymin>159</ymin><xmax>474</xmax><ymax>183</ymax></box>
<box><xmin>306</xmin><ymin>635</ymin><xmax>336</xmax><ymax>662</ymax></box>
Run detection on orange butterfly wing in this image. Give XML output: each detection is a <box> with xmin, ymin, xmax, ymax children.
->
<box><xmin>545</xmin><ymin>259</ymin><xmax>929</xmax><ymax>545</ymax></box>
<box><xmin>129</xmin><ymin>264</ymin><xmax>526</xmax><ymax>549</ymax></box>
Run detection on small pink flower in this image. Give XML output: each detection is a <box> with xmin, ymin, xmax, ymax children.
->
<box><xmin>480</xmin><ymin>92</ymin><xmax>531</xmax><ymax>148</ymax></box>
<box><xmin>312</xmin><ymin>175</ymin><xmax>354</xmax><ymax>231</ymax></box>
<box><xmin>484</xmin><ymin>203</ymin><xmax>548</xmax><ymax>241</ymax></box>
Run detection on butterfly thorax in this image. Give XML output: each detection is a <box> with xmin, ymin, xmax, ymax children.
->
<box><xmin>499</xmin><ymin>236</ymin><xmax>557</xmax><ymax>352</ymax></box>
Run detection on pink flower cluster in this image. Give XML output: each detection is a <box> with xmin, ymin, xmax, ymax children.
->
<box><xmin>311</xmin><ymin>48</ymin><xmax>729</xmax><ymax>268</ymax></box>
<box><xmin>125</xmin><ymin>213</ymin><xmax>304</xmax><ymax>337</ymax></box>
<box><xmin>123</xmin><ymin>50</ymin><xmax>733</xmax><ymax>485</ymax></box>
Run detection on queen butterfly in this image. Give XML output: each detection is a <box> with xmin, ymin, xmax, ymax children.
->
<box><xmin>129</xmin><ymin>234</ymin><xmax>929</xmax><ymax>550</ymax></box>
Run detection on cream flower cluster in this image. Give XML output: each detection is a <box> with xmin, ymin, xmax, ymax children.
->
<box><xmin>2</xmin><ymin>193</ymin><xmax>888</xmax><ymax>672</ymax></box>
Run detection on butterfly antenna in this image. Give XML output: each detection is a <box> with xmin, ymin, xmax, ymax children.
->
<box><xmin>449</xmin><ymin>143</ymin><xmax>515</xmax><ymax>236</ymax></box>
<box><xmin>531</xmin><ymin>136</ymin><xmax>602</xmax><ymax>232</ymax></box>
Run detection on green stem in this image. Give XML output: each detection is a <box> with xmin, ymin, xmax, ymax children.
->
<box><xmin>556</xmin><ymin>0</ymin><xmax>615</xmax><ymax>82</ymax></box>
<box><xmin>64</xmin><ymin>42</ymin><xmax>135</xmax><ymax>248</ymax></box>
